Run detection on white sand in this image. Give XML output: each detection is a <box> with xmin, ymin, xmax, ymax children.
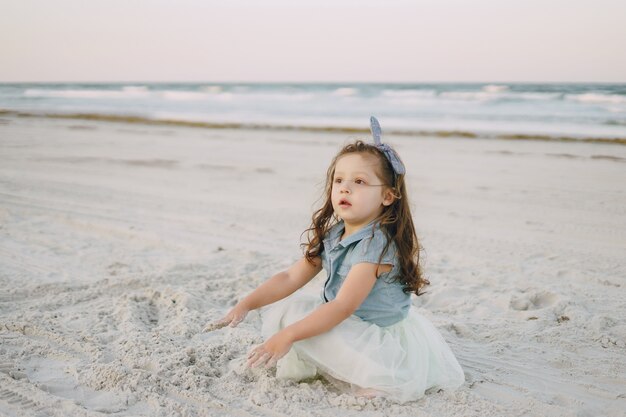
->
<box><xmin>0</xmin><ymin>115</ymin><xmax>625</xmax><ymax>417</ymax></box>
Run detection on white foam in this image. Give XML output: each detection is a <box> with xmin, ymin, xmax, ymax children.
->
<box><xmin>382</xmin><ymin>89</ymin><xmax>437</xmax><ymax>98</ymax></box>
<box><xmin>23</xmin><ymin>88</ymin><xmax>150</xmax><ymax>99</ymax></box>
<box><xmin>122</xmin><ymin>85</ymin><xmax>149</xmax><ymax>93</ymax></box>
<box><xmin>482</xmin><ymin>84</ymin><xmax>509</xmax><ymax>93</ymax></box>
<box><xmin>516</xmin><ymin>92</ymin><xmax>562</xmax><ymax>101</ymax></box>
<box><xmin>565</xmin><ymin>93</ymin><xmax>626</xmax><ymax>105</ymax></box>
<box><xmin>160</xmin><ymin>91</ymin><xmax>210</xmax><ymax>101</ymax></box>
<box><xmin>331</xmin><ymin>87</ymin><xmax>359</xmax><ymax>97</ymax></box>
<box><xmin>439</xmin><ymin>91</ymin><xmax>496</xmax><ymax>102</ymax></box>
<box><xmin>239</xmin><ymin>92</ymin><xmax>315</xmax><ymax>102</ymax></box>
<box><xmin>202</xmin><ymin>85</ymin><xmax>223</xmax><ymax>94</ymax></box>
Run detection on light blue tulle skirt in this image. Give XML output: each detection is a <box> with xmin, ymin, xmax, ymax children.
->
<box><xmin>260</xmin><ymin>291</ymin><xmax>465</xmax><ymax>403</ymax></box>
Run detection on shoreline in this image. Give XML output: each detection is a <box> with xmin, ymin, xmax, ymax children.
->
<box><xmin>2</xmin><ymin>108</ymin><xmax>626</xmax><ymax>145</ymax></box>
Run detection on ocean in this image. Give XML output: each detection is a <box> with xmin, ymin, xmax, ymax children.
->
<box><xmin>1</xmin><ymin>82</ymin><xmax>625</xmax><ymax>143</ymax></box>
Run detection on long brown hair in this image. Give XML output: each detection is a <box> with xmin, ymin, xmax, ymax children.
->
<box><xmin>300</xmin><ymin>140</ymin><xmax>429</xmax><ymax>296</ymax></box>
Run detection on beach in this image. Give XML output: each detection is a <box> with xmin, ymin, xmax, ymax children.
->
<box><xmin>0</xmin><ymin>114</ymin><xmax>625</xmax><ymax>416</ymax></box>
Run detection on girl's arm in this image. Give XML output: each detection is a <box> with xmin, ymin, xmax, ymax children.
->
<box><xmin>202</xmin><ymin>256</ymin><xmax>323</xmax><ymax>332</ymax></box>
<box><xmin>247</xmin><ymin>262</ymin><xmax>384</xmax><ymax>368</ymax></box>
<box><xmin>240</xmin><ymin>256</ymin><xmax>323</xmax><ymax>310</ymax></box>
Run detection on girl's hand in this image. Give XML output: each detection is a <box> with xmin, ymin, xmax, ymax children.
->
<box><xmin>202</xmin><ymin>304</ymin><xmax>249</xmax><ymax>332</ymax></box>
<box><xmin>246</xmin><ymin>331</ymin><xmax>293</xmax><ymax>369</ymax></box>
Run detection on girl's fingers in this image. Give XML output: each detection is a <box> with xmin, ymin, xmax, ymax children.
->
<box><xmin>248</xmin><ymin>352</ymin><xmax>271</xmax><ymax>368</ymax></box>
<box><xmin>229</xmin><ymin>315</ymin><xmax>244</xmax><ymax>327</ymax></box>
<box><xmin>246</xmin><ymin>345</ymin><xmax>281</xmax><ymax>369</ymax></box>
<box><xmin>245</xmin><ymin>351</ymin><xmax>256</xmax><ymax>366</ymax></box>
<box><xmin>246</xmin><ymin>346</ymin><xmax>266</xmax><ymax>367</ymax></box>
<box><xmin>247</xmin><ymin>346</ymin><xmax>264</xmax><ymax>363</ymax></box>
<box><xmin>247</xmin><ymin>347</ymin><xmax>258</xmax><ymax>359</ymax></box>
<box><xmin>265</xmin><ymin>356</ymin><xmax>278</xmax><ymax>369</ymax></box>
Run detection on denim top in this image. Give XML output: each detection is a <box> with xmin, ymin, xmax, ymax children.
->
<box><xmin>320</xmin><ymin>219</ymin><xmax>411</xmax><ymax>327</ymax></box>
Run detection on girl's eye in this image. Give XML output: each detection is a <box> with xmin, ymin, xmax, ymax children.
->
<box><xmin>334</xmin><ymin>178</ymin><xmax>342</xmax><ymax>183</ymax></box>
<box><xmin>355</xmin><ymin>179</ymin><xmax>365</xmax><ymax>185</ymax></box>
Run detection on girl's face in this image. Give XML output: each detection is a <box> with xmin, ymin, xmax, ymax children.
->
<box><xmin>331</xmin><ymin>153</ymin><xmax>394</xmax><ymax>232</ymax></box>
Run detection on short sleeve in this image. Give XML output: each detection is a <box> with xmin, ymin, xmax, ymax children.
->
<box><xmin>350</xmin><ymin>229</ymin><xmax>397</xmax><ymax>266</ymax></box>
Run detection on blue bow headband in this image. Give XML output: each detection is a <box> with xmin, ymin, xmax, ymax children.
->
<box><xmin>369</xmin><ymin>116</ymin><xmax>406</xmax><ymax>176</ymax></box>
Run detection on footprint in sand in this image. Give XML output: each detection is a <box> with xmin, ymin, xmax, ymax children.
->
<box><xmin>107</xmin><ymin>262</ymin><xmax>130</xmax><ymax>276</ymax></box>
<box><xmin>0</xmin><ymin>385</ymin><xmax>41</xmax><ymax>412</ymax></box>
<box><xmin>442</xmin><ymin>322</ymin><xmax>476</xmax><ymax>339</ymax></box>
<box><xmin>509</xmin><ymin>290</ymin><xmax>559</xmax><ymax>311</ymax></box>
<box><xmin>0</xmin><ymin>362</ymin><xmax>28</xmax><ymax>381</ymax></box>
<box><xmin>590</xmin><ymin>316</ymin><xmax>626</xmax><ymax>348</ymax></box>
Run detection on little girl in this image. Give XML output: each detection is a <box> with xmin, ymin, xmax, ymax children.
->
<box><xmin>203</xmin><ymin>117</ymin><xmax>465</xmax><ymax>403</ymax></box>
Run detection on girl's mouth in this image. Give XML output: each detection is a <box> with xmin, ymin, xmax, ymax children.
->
<box><xmin>339</xmin><ymin>199</ymin><xmax>352</xmax><ymax>207</ymax></box>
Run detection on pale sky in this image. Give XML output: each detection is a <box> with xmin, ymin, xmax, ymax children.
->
<box><xmin>1</xmin><ymin>0</ymin><xmax>625</xmax><ymax>83</ymax></box>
